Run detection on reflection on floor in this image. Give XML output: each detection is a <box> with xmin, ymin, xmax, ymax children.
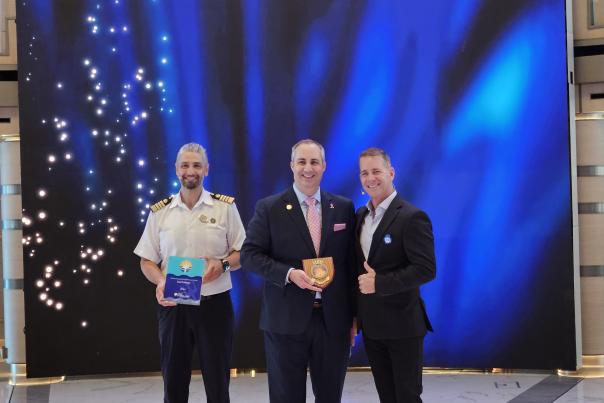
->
<box><xmin>1</xmin><ymin>371</ymin><xmax>602</xmax><ymax>402</ymax></box>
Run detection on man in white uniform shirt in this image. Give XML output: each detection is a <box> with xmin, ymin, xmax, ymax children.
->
<box><xmin>134</xmin><ymin>143</ymin><xmax>245</xmax><ymax>403</ymax></box>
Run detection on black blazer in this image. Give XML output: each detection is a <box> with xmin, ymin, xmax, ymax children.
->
<box><xmin>241</xmin><ymin>187</ymin><xmax>356</xmax><ymax>335</ymax></box>
<box><xmin>356</xmin><ymin>194</ymin><xmax>436</xmax><ymax>339</ymax></box>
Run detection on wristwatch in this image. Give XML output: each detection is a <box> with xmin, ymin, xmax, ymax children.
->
<box><xmin>221</xmin><ymin>259</ymin><xmax>231</xmax><ymax>273</ymax></box>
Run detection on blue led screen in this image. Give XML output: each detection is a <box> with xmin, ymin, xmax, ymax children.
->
<box><xmin>16</xmin><ymin>0</ymin><xmax>575</xmax><ymax>376</ymax></box>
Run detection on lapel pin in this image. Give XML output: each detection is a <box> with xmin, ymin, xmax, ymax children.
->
<box><xmin>384</xmin><ymin>234</ymin><xmax>392</xmax><ymax>244</ymax></box>
<box><xmin>199</xmin><ymin>214</ymin><xmax>208</xmax><ymax>223</ymax></box>
<box><xmin>210</xmin><ymin>218</ymin><xmax>216</xmax><ymax>224</ymax></box>
<box><xmin>329</xmin><ymin>203</ymin><xmax>335</xmax><ymax>209</ymax></box>
<box><xmin>286</xmin><ymin>204</ymin><xmax>293</xmax><ymax>210</ymax></box>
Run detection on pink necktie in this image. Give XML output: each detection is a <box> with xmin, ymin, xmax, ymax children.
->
<box><xmin>305</xmin><ymin>197</ymin><xmax>321</xmax><ymax>256</ymax></box>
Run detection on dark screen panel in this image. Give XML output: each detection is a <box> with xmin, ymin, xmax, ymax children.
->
<box><xmin>16</xmin><ymin>0</ymin><xmax>575</xmax><ymax>376</ymax></box>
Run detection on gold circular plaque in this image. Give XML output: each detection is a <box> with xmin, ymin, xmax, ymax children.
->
<box><xmin>311</xmin><ymin>262</ymin><xmax>330</xmax><ymax>285</ymax></box>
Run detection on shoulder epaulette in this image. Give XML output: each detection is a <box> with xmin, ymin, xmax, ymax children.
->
<box><xmin>211</xmin><ymin>193</ymin><xmax>235</xmax><ymax>204</ymax></box>
<box><xmin>150</xmin><ymin>196</ymin><xmax>173</xmax><ymax>213</ymax></box>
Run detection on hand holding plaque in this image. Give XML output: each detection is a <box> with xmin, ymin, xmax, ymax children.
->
<box><xmin>302</xmin><ymin>257</ymin><xmax>335</xmax><ymax>289</ymax></box>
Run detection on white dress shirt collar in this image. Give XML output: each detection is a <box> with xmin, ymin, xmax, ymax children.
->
<box><xmin>292</xmin><ymin>183</ymin><xmax>321</xmax><ymax>205</ymax></box>
<box><xmin>169</xmin><ymin>188</ymin><xmax>214</xmax><ymax>210</ymax></box>
<box><xmin>366</xmin><ymin>190</ymin><xmax>398</xmax><ymax>216</ymax></box>
<box><xmin>360</xmin><ymin>190</ymin><xmax>398</xmax><ymax>260</ymax></box>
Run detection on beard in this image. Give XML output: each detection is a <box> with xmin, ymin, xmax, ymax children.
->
<box><xmin>180</xmin><ymin>175</ymin><xmax>201</xmax><ymax>189</ymax></box>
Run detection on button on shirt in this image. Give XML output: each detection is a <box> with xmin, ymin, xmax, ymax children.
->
<box><xmin>360</xmin><ymin>190</ymin><xmax>398</xmax><ymax>260</ymax></box>
<box><xmin>134</xmin><ymin>189</ymin><xmax>246</xmax><ymax>296</ymax></box>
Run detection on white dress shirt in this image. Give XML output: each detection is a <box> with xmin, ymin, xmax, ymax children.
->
<box><xmin>134</xmin><ymin>189</ymin><xmax>246</xmax><ymax>296</ymax></box>
<box><xmin>360</xmin><ymin>190</ymin><xmax>398</xmax><ymax>260</ymax></box>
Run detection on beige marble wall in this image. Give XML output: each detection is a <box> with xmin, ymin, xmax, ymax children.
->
<box><xmin>577</xmin><ymin>118</ymin><xmax>604</xmax><ymax>354</ymax></box>
<box><xmin>0</xmin><ymin>0</ymin><xmax>16</xmax><ymax>64</ymax></box>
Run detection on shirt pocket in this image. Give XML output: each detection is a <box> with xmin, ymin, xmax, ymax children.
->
<box><xmin>192</xmin><ymin>224</ymin><xmax>228</xmax><ymax>257</ymax></box>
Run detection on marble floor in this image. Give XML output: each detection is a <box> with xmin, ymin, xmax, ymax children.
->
<box><xmin>0</xmin><ymin>370</ymin><xmax>600</xmax><ymax>402</ymax></box>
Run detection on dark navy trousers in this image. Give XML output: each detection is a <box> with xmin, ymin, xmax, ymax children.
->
<box><xmin>157</xmin><ymin>291</ymin><xmax>233</xmax><ymax>403</ymax></box>
<box><xmin>363</xmin><ymin>335</ymin><xmax>424</xmax><ymax>403</ymax></box>
<box><xmin>264</xmin><ymin>308</ymin><xmax>350</xmax><ymax>403</ymax></box>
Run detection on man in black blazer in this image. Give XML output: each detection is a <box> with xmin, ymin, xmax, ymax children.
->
<box><xmin>356</xmin><ymin>147</ymin><xmax>436</xmax><ymax>403</ymax></box>
<box><xmin>241</xmin><ymin>139</ymin><xmax>356</xmax><ymax>403</ymax></box>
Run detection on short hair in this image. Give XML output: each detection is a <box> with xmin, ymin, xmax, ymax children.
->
<box><xmin>175</xmin><ymin>143</ymin><xmax>209</xmax><ymax>166</ymax></box>
<box><xmin>291</xmin><ymin>139</ymin><xmax>325</xmax><ymax>162</ymax></box>
<box><xmin>359</xmin><ymin>147</ymin><xmax>391</xmax><ymax>167</ymax></box>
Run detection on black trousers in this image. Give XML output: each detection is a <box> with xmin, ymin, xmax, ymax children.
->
<box><xmin>264</xmin><ymin>309</ymin><xmax>350</xmax><ymax>403</ymax></box>
<box><xmin>363</xmin><ymin>335</ymin><xmax>424</xmax><ymax>403</ymax></box>
<box><xmin>157</xmin><ymin>291</ymin><xmax>234</xmax><ymax>403</ymax></box>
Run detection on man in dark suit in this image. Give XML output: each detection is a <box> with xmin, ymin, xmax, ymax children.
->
<box><xmin>356</xmin><ymin>147</ymin><xmax>436</xmax><ymax>403</ymax></box>
<box><xmin>241</xmin><ymin>139</ymin><xmax>357</xmax><ymax>403</ymax></box>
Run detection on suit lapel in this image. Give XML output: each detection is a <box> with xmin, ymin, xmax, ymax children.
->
<box><xmin>282</xmin><ymin>188</ymin><xmax>316</xmax><ymax>257</ymax></box>
<box><xmin>319</xmin><ymin>191</ymin><xmax>334</xmax><ymax>257</ymax></box>
<box><xmin>368</xmin><ymin>195</ymin><xmax>403</xmax><ymax>262</ymax></box>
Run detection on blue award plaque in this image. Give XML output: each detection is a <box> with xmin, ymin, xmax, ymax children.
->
<box><xmin>164</xmin><ymin>256</ymin><xmax>206</xmax><ymax>305</ymax></box>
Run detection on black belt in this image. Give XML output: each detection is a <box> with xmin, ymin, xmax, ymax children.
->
<box><xmin>313</xmin><ymin>299</ymin><xmax>322</xmax><ymax>308</ymax></box>
<box><xmin>200</xmin><ymin>290</ymin><xmax>229</xmax><ymax>301</ymax></box>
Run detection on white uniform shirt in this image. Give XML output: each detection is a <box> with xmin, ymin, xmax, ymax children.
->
<box><xmin>360</xmin><ymin>190</ymin><xmax>398</xmax><ymax>260</ymax></box>
<box><xmin>134</xmin><ymin>189</ymin><xmax>246</xmax><ymax>296</ymax></box>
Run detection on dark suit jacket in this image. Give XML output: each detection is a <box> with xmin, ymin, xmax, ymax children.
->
<box><xmin>241</xmin><ymin>187</ymin><xmax>356</xmax><ymax>336</ymax></box>
<box><xmin>356</xmin><ymin>194</ymin><xmax>436</xmax><ymax>339</ymax></box>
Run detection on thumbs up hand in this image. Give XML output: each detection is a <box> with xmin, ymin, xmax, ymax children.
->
<box><xmin>358</xmin><ymin>261</ymin><xmax>376</xmax><ymax>294</ymax></box>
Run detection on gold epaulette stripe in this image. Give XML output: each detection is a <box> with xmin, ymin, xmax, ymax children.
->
<box><xmin>211</xmin><ymin>193</ymin><xmax>235</xmax><ymax>204</ymax></box>
<box><xmin>150</xmin><ymin>196</ymin><xmax>173</xmax><ymax>213</ymax></box>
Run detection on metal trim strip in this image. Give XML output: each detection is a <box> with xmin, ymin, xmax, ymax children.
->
<box><xmin>581</xmin><ymin>266</ymin><xmax>604</xmax><ymax>277</ymax></box>
<box><xmin>0</xmin><ymin>134</ymin><xmax>19</xmax><ymax>142</ymax></box>
<box><xmin>1</xmin><ymin>219</ymin><xmax>22</xmax><ymax>230</ymax></box>
<box><xmin>0</xmin><ymin>184</ymin><xmax>20</xmax><ymax>195</ymax></box>
<box><xmin>3</xmin><ymin>279</ymin><xmax>23</xmax><ymax>290</ymax></box>
<box><xmin>578</xmin><ymin>166</ymin><xmax>604</xmax><ymax>176</ymax></box>
<box><xmin>579</xmin><ymin>203</ymin><xmax>604</xmax><ymax>214</ymax></box>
